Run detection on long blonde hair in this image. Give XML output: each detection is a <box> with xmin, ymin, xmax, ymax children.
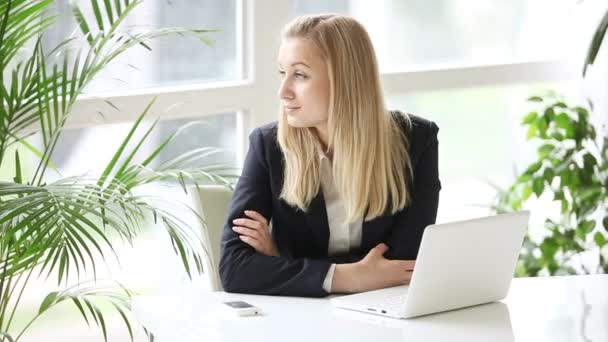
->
<box><xmin>277</xmin><ymin>14</ymin><xmax>413</xmax><ymax>223</ymax></box>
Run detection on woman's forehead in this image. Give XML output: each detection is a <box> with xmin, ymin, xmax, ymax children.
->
<box><xmin>278</xmin><ymin>37</ymin><xmax>323</xmax><ymax>67</ymax></box>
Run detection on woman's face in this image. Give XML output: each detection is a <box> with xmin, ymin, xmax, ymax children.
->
<box><xmin>277</xmin><ymin>37</ymin><xmax>330</xmax><ymax>129</ymax></box>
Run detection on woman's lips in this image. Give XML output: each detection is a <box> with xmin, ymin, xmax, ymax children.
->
<box><xmin>285</xmin><ymin>106</ymin><xmax>301</xmax><ymax>113</ymax></box>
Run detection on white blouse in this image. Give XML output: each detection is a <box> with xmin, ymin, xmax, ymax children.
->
<box><xmin>318</xmin><ymin>151</ymin><xmax>363</xmax><ymax>292</ymax></box>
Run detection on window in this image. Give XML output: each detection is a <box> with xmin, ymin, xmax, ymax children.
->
<box><xmin>292</xmin><ymin>0</ymin><xmax>606</xmax><ymax>72</ymax></box>
<box><xmin>42</xmin><ymin>0</ymin><xmax>241</xmax><ymax>93</ymax></box>
<box><xmin>386</xmin><ymin>80</ymin><xmax>581</xmax><ymax>223</ymax></box>
<box><xmin>37</xmin><ymin>112</ymin><xmax>240</xmax><ymax>182</ymax></box>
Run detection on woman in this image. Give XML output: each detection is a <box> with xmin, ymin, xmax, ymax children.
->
<box><xmin>219</xmin><ymin>14</ymin><xmax>441</xmax><ymax>297</ymax></box>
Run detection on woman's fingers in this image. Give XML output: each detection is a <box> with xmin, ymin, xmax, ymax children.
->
<box><xmin>232</xmin><ymin>211</ymin><xmax>276</xmax><ymax>256</ymax></box>
<box><xmin>232</xmin><ymin>226</ymin><xmax>262</xmax><ymax>239</ymax></box>
<box><xmin>244</xmin><ymin>210</ymin><xmax>268</xmax><ymax>226</ymax></box>
<box><xmin>239</xmin><ymin>235</ymin><xmax>262</xmax><ymax>250</ymax></box>
<box><xmin>233</xmin><ymin>218</ymin><xmax>264</xmax><ymax>230</ymax></box>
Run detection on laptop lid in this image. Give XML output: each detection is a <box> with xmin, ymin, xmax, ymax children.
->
<box><xmin>402</xmin><ymin>211</ymin><xmax>530</xmax><ymax>318</ymax></box>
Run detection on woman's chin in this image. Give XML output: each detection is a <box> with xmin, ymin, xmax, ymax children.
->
<box><xmin>286</xmin><ymin>116</ymin><xmax>305</xmax><ymax>127</ymax></box>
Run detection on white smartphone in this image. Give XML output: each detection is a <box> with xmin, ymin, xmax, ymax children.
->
<box><xmin>222</xmin><ymin>300</ymin><xmax>262</xmax><ymax>316</ymax></box>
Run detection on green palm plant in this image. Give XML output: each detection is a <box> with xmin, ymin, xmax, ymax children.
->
<box><xmin>0</xmin><ymin>1</ymin><xmax>237</xmax><ymax>341</ymax></box>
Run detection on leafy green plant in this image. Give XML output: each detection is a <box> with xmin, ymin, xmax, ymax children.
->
<box><xmin>0</xmin><ymin>1</ymin><xmax>236</xmax><ymax>341</ymax></box>
<box><xmin>491</xmin><ymin>92</ymin><xmax>607</xmax><ymax>276</ymax></box>
<box><xmin>491</xmin><ymin>4</ymin><xmax>608</xmax><ymax>277</ymax></box>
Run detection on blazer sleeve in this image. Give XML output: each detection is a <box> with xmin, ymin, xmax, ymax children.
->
<box><xmin>385</xmin><ymin>121</ymin><xmax>441</xmax><ymax>260</ymax></box>
<box><xmin>218</xmin><ymin>127</ymin><xmax>332</xmax><ymax>297</ymax></box>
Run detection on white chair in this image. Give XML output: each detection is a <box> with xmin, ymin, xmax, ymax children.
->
<box><xmin>189</xmin><ymin>184</ymin><xmax>234</xmax><ymax>291</ymax></box>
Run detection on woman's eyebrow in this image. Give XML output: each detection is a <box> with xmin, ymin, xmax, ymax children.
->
<box><xmin>291</xmin><ymin>61</ymin><xmax>310</xmax><ymax>68</ymax></box>
<box><xmin>278</xmin><ymin>61</ymin><xmax>311</xmax><ymax>68</ymax></box>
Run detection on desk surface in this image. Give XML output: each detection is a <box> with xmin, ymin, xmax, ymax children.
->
<box><xmin>133</xmin><ymin>275</ymin><xmax>608</xmax><ymax>342</ymax></box>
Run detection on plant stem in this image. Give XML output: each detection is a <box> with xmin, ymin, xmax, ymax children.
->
<box><xmin>5</xmin><ymin>268</ymin><xmax>34</xmax><ymax>333</ymax></box>
<box><xmin>13</xmin><ymin>313</ymin><xmax>42</xmax><ymax>342</ymax></box>
<box><xmin>0</xmin><ymin>246</ymin><xmax>12</xmax><ymax>331</ymax></box>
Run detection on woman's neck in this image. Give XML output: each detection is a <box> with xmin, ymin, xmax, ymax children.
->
<box><xmin>314</xmin><ymin>124</ymin><xmax>333</xmax><ymax>160</ymax></box>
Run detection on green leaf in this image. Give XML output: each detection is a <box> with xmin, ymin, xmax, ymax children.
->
<box><xmin>574</xmin><ymin>106</ymin><xmax>590</xmax><ymax>119</ymax></box>
<box><xmin>39</xmin><ymin>291</ymin><xmax>59</xmax><ymax>314</ymax></box>
<box><xmin>560</xmin><ymin>170</ymin><xmax>572</xmax><ymax>187</ymax></box>
<box><xmin>561</xmin><ymin>200</ymin><xmax>569</xmax><ymax>214</ymax></box>
<box><xmin>98</xmin><ymin>98</ymin><xmax>156</xmax><ymax>188</ymax></box>
<box><xmin>543</xmin><ymin>167</ymin><xmax>555</xmax><ymax>185</ymax></box>
<box><xmin>10</xmin><ymin>132</ymin><xmax>61</xmax><ymax>175</ymax></box>
<box><xmin>581</xmin><ymin>220</ymin><xmax>596</xmax><ymax>234</ymax></box>
<box><xmin>543</xmin><ymin>107</ymin><xmax>555</xmax><ymax>122</ymax></box>
<box><xmin>521</xmin><ymin>184</ymin><xmax>533</xmax><ymax>201</ymax></box>
<box><xmin>72</xmin><ymin>298</ymin><xmax>91</xmax><ymax>326</ymax></box>
<box><xmin>14</xmin><ymin>150</ymin><xmax>22</xmax><ymax>184</ymax></box>
<box><xmin>565</xmin><ymin>125</ymin><xmax>576</xmax><ymax>139</ymax></box>
<box><xmin>540</xmin><ymin>238</ymin><xmax>559</xmax><ymax>259</ymax></box>
<box><xmin>551</xmin><ymin>132</ymin><xmax>564</xmax><ymax>141</ymax></box>
<box><xmin>537</xmin><ymin>117</ymin><xmax>548</xmax><ymax>138</ymax></box>
<box><xmin>554</xmin><ymin>112</ymin><xmax>572</xmax><ymax>130</ymax></box>
<box><xmin>90</xmin><ymin>0</ymin><xmax>105</xmax><ymax>31</ymax></box>
<box><xmin>579</xmin><ymin>187</ymin><xmax>601</xmax><ymax>202</ymax></box>
<box><xmin>538</xmin><ymin>144</ymin><xmax>555</xmax><ymax>158</ymax></box>
<box><xmin>582</xmin><ymin>153</ymin><xmax>596</xmax><ymax>172</ymax></box>
<box><xmin>532</xmin><ymin>178</ymin><xmax>544</xmax><ymax>197</ymax></box>
<box><xmin>103</xmin><ymin>0</ymin><xmax>114</xmax><ymax>23</ymax></box>
<box><xmin>604</xmin><ymin>217</ymin><xmax>608</xmax><ymax>232</ymax></box>
<box><xmin>554</xmin><ymin>190</ymin><xmax>564</xmax><ymax>201</ymax></box>
<box><xmin>525</xmin><ymin>161</ymin><xmax>542</xmax><ymax>175</ymax></box>
<box><xmin>528</xmin><ymin>96</ymin><xmax>543</xmax><ymax>102</ymax></box>
<box><xmin>523</xmin><ymin>111</ymin><xmax>538</xmax><ymax>124</ymax></box>
<box><xmin>594</xmin><ymin>232</ymin><xmax>607</xmax><ymax>248</ymax></box>
<box><xmin>527</xmin><ymin>125</ymin><xmax>537</xmax><ymax>140</ymax></box>
<box><xmin>552</xmin><ymin>102</ymin><xmax>568</xmax><ymax>108</ymax></box>
<box><xmin>582</xmin><ymin>8</ymin><xmax>608</xmax><ymax>76</ymax></box>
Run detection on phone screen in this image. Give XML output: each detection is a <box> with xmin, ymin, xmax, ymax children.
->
<box><xmin>224</xmin><ymin>301</ymin><xmax>254</xmax><ymax>309</ymax></box>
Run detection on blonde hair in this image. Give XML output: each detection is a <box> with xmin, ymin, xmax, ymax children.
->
<box><xmin>277</xmin><ymin>14</ymin><xmax>413</xmax><ymax>223</ymax></box>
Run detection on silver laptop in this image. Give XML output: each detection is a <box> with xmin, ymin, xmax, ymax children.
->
<box><xmin>330</xmin><ymin>211</ymin><xmax>530</xmax><ymax>319</ymax></box>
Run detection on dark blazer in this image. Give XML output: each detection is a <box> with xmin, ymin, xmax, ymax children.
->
<box><xmin>219</xmin><ymin>111</ymin><xmax>441</xmax><ymax>297</ymax></box>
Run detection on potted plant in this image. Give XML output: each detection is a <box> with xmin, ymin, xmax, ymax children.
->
<box><xmin>0</xmin><ymin>1</ymin><xmax>236</xmax><ymax>341</ymax></box>
<box><xmin>491</xmin><ymin>8</ymin><xmax>608</xmax><ymax>276</ymax></box>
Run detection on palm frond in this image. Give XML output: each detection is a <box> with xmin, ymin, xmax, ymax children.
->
<box><xmin>0</xmin><ymin>179</ymin><xmax>145</xmax><ymax>282</ymax></box>
<box><xmin>97</xmin><ymin>98</ymin><xmax>156</xmax><ymax>189</ymax></box>
<box><xmin>0</xmin><ymin>0</ymin><xmax>55</xmax><ymax>67</ymax></box>
<box><xmin>133</xmin><ymin>198</ymin><xmax>209</xmax><ymax>279</ymax></box>
<box><xmin>7</xmin><ymin>131</ymin><xmax>61</xmax><ymax>176</ymax></box>
<box><xmin>2</xmin><ymin>0</ymin><xmax>216</xmax><ymax>182</ymax></box>
<box><xmin>16</xmin><ymin>280</ymin><xmax>144</xmax><ymax>342</ymax></box>
<box><xmin>1</xmin><ymin>0</ymin><xmax>223</xmax><ymax>340</ymax></box>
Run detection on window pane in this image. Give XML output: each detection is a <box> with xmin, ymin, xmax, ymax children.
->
<box><xmin>43</xmin><ymin>0</ymin><xmax>240</xmax><ymax>93</ymax></box>
<box><xmin>35</xmin><ymin>112</ymin><xmax>239</xmax><ymax>181</ymax></box>
<box><xmin>386</xmin><ymin>81</ymin><xmax>581</xmax><ymax>223</ymax></box>
<box><xmin>292</xmin><ymin>0</ymin><xmax>606</xmax><ymax>71</ymax></box>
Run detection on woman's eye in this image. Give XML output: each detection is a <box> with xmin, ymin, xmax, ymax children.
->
<box><xmin>278</xmin><ymin>70</ymin><xmax>306</xmax><ymax>79</ymax></box>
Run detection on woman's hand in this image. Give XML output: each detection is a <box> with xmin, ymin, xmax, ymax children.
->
<box><xmin>232</xmin><ymin>210</ymin><xmax>279</xmax><ymax>257</ymax></box>
<box><xmin>332</xmin><ymin>243</ymin><xmax>415</xmax><ymax>293</ymax></box>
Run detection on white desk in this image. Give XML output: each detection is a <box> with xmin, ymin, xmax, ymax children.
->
<box><xmin>132</xmin><ymin>275</ymin><xmax>608</xmax><ymax>342</ymax></box>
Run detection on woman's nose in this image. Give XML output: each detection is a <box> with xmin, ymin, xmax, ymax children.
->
<box><xmin>278</xmin><ymin>80</ymin><xmax>294</xmax><ymax>100</ymax></box>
